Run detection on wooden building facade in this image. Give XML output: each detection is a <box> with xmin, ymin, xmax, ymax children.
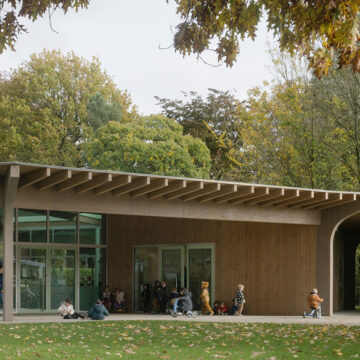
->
<box><xmin>1</xmin><ymin>162</ymin><xmax>360</xmax><ymax>321</ymax></box>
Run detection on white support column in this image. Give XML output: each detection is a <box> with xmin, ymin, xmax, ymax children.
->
<box><xmin>3</xmin><ymin>165</ymin><xmax>19</xmax><ymax>322</ymax></box>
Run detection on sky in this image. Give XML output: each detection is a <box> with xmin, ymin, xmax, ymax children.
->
<box><xmin>0</xmin><ymin>0</ymin><xmax>276</xmax><ymax>115</ymax></box>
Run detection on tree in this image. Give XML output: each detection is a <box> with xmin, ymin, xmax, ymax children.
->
<box><xmin>86</xmin><ymin>93</ymin><xmax>123</xmax><ymax>131</ymax></box>
<box><xmin>310</xmin><ymin>67</ymin><xmax>360</xmax><ymax>188</ymax></box>
<box><xmin>0</xmin><ymin>0</ymin><xmax>89</xmax><ymax>53</ymax></box>
<box><xmin>156</xmin><ymin>89</ymin><xmax>243</xmax><ymax>180</ymax></box>
<box><xmin>226</xmin><ymin>81</ymin><xmax>347</xmax><ymax>189</ymax></box>
<box><xmin>85</xmin><ymin>114</ymin><xmax>211</xmax><ymax>178</ymax></box>
<box><xmin>169</xmin><ymin>0</ymin><xmax>360</xmax><ymax>77</ymax></box>
<box><xmin>0</xmin><ymin>49</ymin><xmax>133</xmax><ymax>166</ymax></box>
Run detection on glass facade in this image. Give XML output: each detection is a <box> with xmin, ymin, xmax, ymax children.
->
<box><xmin>3</xmin><ymin>209</ymin><xmax>107</xmax><ymax>313</ymax></box>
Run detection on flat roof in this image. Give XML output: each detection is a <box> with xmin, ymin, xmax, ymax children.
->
<box><xmin>0</xmin><ymin>161</ymin><xmax>358</xmax><ymax>210</ymax></box>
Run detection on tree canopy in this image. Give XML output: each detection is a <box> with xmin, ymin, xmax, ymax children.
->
<box><xmin>169</xmin><ymin>0</ymin><xmax>360</xmax><ymax>77</ymax></box>
<box><xmin>0</xmin><ymin>49</ymin><xmax>132</xmax><ymax>166</ymax></box>
<box><xmin>157</xmin><ymin>89</ymin><xmax>242</xmax><ymax>180</ymax></box>
<box><xmin>0</xmin><ymin>0</ymin><xmax>89</xmax><ymax>53</ymax></box>
<box><xmin>85</xmin><ymin>114</ymin><xmax>211</xmax><ymax>178</ymax></box>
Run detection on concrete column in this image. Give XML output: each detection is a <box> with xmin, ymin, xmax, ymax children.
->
<box><xmin>3</xmin><ymin>165</ymin><xmax>19</xmax><ymax>322</ymax></box>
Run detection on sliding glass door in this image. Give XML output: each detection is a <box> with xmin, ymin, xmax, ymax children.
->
<box><xmin>134</xmin><ymin>244</ymin><xmax>214</xmax><ymax>311</ymax></box>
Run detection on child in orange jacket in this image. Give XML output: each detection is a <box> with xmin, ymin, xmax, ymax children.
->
<box><xmin>303</xmin><ymin>288</ymin><xmax>323</xmax><ymax>318</ymax></box>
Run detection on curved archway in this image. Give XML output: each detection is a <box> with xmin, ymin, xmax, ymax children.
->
<box><xmin>331</xmin><ymin>211</ymin><xmax>360</xmax><ymax>312</ymax></box>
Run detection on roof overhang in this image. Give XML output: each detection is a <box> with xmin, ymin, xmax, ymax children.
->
<box><xmin>1</xmin><ymin>162</ymin><xmax>358</xmax><ymax>225</ymax></box>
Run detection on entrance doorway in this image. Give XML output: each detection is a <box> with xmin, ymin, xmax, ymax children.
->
<box><xmin>134</xmin><ymin>244</ymin><xmax>214</xmax><ymax>311</ymax></box>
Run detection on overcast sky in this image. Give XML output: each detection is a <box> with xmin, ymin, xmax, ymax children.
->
<box><xmin>0</xmin><ymin>0</ymin><xmax>276</xmax><ymax>115</ymax></box>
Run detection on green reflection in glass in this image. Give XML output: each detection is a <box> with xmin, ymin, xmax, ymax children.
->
<box><xmin>49</xmin><ymin>211</ymin><xmax>76</xmax><ymax>244</ymax></box>
<box><xmin>80</xmin><ymin>248</ymin><xmax>106</xmax><ymax>310</ymax></box>
<box><xmin>79</xmin><ymin>213</ymin><xmax>105</xmax><ymax>245</ymax></box>
<box><xmin>18</xmin><ymin>209</ymin><xmax>47</xmax><ymax>243</ymax></box>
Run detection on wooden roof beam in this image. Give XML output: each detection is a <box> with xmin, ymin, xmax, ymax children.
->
<box><xmin>148</xmin><ymin>180</ymin><xmax>186</xmax><ymax>199</ymax></box>
<box><xmin>37</xmin><ymin>170</ymin><xmax>71</xmax><ymax>191</ymax></box>
<box><xmin>95</xmin><ymin>175</ymin><xmax>132</xmax><ymax>195</ymax></box>
<box><xmin>199</xmin><ymin>185</ymin><xmax>237</xmax><ymax>203</ymax></box>
<box><xmin>245</xmin><ymin>188</ymin><xmax>284</xmax><ymax>206</ymax></box>
<box><xmin>230</xmin><ymin>187</ymin><xmax>269</xmax><ymax>205</ymax></box>
<box><xmin>272</xmin><ymin>190</ymin><xmax>306</xmax><ymax>207</ymax></box>
<box><xmin>303</xmin><ymin>193</ymin><xmax>341</xmax><ymax>209</ymax></box>
<box><xmin>213</xmin><ymin>186</ymin><xmax>254</xmax><ymax>204</ymax></box>
<box><xmin>57</xmin><ymin>172</ymin><xmax>92</xmax><ymax>192</ymax></box>
<box><xmin>182</xmin><ymin>183</ymin><xmax>220</xmax><ymax>202</ymax></box>
<box><xmin>165</xmin><ymin>182</ymin><xmax>203</xmax><ymax>200</ymax></box>
<box><xmin>76</xmin><ymin>174</ymin><xmax>112</xmax><ymax>194</ymax></box>
<box><xmin>316</xmin><ymin>194</ymin><xmax>357</xmax><ymax>210</ymax></box>
<box><xmin>288</xmin><ymin>192</ymin><xmax>327</xmax><ymax>209</ymax></box>
<box><xmin>131</xmin><ymin>179</ymin><xmax>168</xmax><ymax>198</ymax></box>
<box><xmin>258</xmin><ymin>189</ymin><xmax>297</xmax><ymax>207</ymax></box>
<box><xmin>19</xmin><ymin>168</ymin><xmax>51</xmax><ymax>189</ymax></box>
<box><xmin>113</xmin><ymin>177</ymin><xmax>150</xmax><ymax>197</ymax></box>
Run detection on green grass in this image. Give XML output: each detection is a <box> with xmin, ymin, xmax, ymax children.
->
<box><xmin>0</xmin><ymin>321</ymin><xmax>359</xmax><ymax>359</ymax></box>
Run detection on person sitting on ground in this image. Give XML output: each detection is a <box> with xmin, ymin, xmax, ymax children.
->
<box><xmin>218</xmin><ymin>301</ymin><xmax>228</xmax><ymax>315</ymax></box>
<box><xmin>234</xmin><ymin>284</ymin><xmax>246</xmax><ymax>316</ymax></box>
<box><xmin>58</xmin><ymin>298</ymin><xmax>84</xmax><ymax>319</ymax></box>
<box><xmin>102</xmin><ymin>285</ymin><xmax>112</xmax><ymax>312</ymax></box>
<box><xmin>303</xmin><ymin>288</ymin><xmax>323</xmax><ymax>318</ymax></box>
<box><xmin>230</xmin><ymin>298</ymin><xmax>238</xmax><ymax>315</ymax></box>
<box><xmin>88</xmin><ymin>299</ymin><xmax>109</xmax><ymax>320</ymax></box>
<box><xmin>213</xmin><ymin>300</ymin><xmax>220</xmax><ymax>315</ymax></box>
<box><xmin>113</xmin><ymin>290</ymin><xmax>126</xmax><ymax>312</ymax></box>
<box><xmin>173</xmin><ymin>288</ymin><xmax>193</xmax><ymax>315</ymax></box>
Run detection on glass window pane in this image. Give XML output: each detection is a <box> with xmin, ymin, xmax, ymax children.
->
<box><xmin>19</xmin><ymin>248</ymin><xmax>46</xmax><ymax>311</ymax></box>
<box><xmin>188</xmin><ymin>248</ymin><xmax>212</xmax><ymax>310</ymax></box>
<box><xmin>50</xmin><ymin>249</ymin><xmax>75</xmax><ymax>309</ymax></box>
<box><xmin>80</xmin><ymin>248</ymin><xmax>106</xmax><ymax>310</ymax></box>
<box><xmin>17</xmin><ymin>209</ymin><xmax>47</xmax><ymax>243</ymax></box>
<box><xmin>49</xmin><ymin>211</ymin><xmax>76</xmax><ymax>244</ymax></box>
<box><xmin>79</xmin><ymin>213</ymin><xmax>105</xmax><ymax>245</ymax></box>
<box><xmin>134</xmin><ymin>247</ymin><xmax>159</xmax><ymax>312</ymax></box>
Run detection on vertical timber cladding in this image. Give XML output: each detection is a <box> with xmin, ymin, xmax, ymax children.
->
<box><xmin>107</xmin><ymin>215</ymin><xmax>317</xmax><ymax>315</ymax></box>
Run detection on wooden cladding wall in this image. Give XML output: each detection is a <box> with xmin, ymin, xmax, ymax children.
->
<box><xmin>107</xmin><ymin>215</ymin><xmax>317</xmax><ymax>315</ymax></box>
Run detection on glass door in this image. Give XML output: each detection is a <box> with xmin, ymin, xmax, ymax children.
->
<box><xmin>187</xmin><ymin>245</ymin><xmax>215</xmax><ymax>310</ymax></box>
<box><xmin>160</xmin><ymin>246</ymin><xmax>184</xmax><ymax>297</ymax></box>
<box><xmin>50</xmin><ymin>249</ymin><xmax>75</xmax><ymax>310</ymax></box>
<box><xmin>18</xmin><ymin>248</ymin><xmax>46</xmax><ymax>312</ymax></box>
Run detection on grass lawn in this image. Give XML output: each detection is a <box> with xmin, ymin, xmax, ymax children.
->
<box><xmin>0</xmin><ymin>321</ymin><xmax>359</xmax><ymax>359</ymax></box>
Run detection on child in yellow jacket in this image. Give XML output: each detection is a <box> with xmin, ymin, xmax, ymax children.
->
<box><xmin>200</xmin><ymin>281</ymin><xmax>214</xmax><ymax>315</ymax></box>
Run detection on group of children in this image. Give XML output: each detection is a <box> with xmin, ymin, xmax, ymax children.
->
<box><xmin>58</xmin><ymin>298</ymin><xmax>109</xmax><ymax>320</ymax></box>
<box><xmin>102</xmin><ymin>285</ymin><xmax>127</xmax><ymax>313</ymax></box>
<box><xmin>200</xmin><ymin>282</ymin><xmax>246</xmax><ymax>316</ymax></box>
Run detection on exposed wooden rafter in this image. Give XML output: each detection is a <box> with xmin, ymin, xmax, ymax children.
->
<box><xmin>131</xmin><ymin>179</ymin><xmax>168</xmax><ymax>198</ymax></box>
<box><xmin>148</xmin><ymin>180</ymin><xmax>186</xmax><ymax>199</ymax></box>
<box><xmin>198</xmin><ymin>185</ymin><xmax>237</xmax><ymax>203</ymax></box>
<box><xmin>76</xmin><ymin>174</ymin><xmax>112</xmax><ymax>194</ymax></box>
<box><xmin>165</xmin><ymin>182</ymin><xmax>203</xmax><ymax>200</ymax></box>
<box><xmin>230</xmin><ymin>187</ymin><xmax>269</xmax><ymax>205</ymax></box>
<box><xmin>95</xmin><ymin>175</ymin><xmax>132</xmax><ymax>195</ymax></box>
<box><xmin>245</xmin><ymin>188</ymin><xmax>284</xmax><ymax>206</ymax></box>
<box><xmin>37</xmin><ymin>170</ymin><xmax>71</xmax><ymax>191</ymax></box>
<box><xmin>182</xmin><ymin>183</ymin><xmax>220</xmax><ymax>202</ymax></box>
<box><xmin>19</xmin><ymin>168</ymin><xmax>51</xmax><ymax>189</ymax></box>
<box><xmin>57</xmin><ymin>172</ymin><xmax>92</xmax><ymax>192</ymax></box>
<box><xmin>113</xmin><ymin>177</ymin><xmax>150</xmax><ymax>197</ymax></box>
<box><xmin>213</xmin><ymin>186</ymin><xmax>254</xmax><ymax>204</ymax></box>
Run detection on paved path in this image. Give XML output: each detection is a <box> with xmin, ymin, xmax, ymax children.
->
<box><xmin>2</xmin><ymin>312</ymin><xmax>360</xmax><ymax>326</ymax></box>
